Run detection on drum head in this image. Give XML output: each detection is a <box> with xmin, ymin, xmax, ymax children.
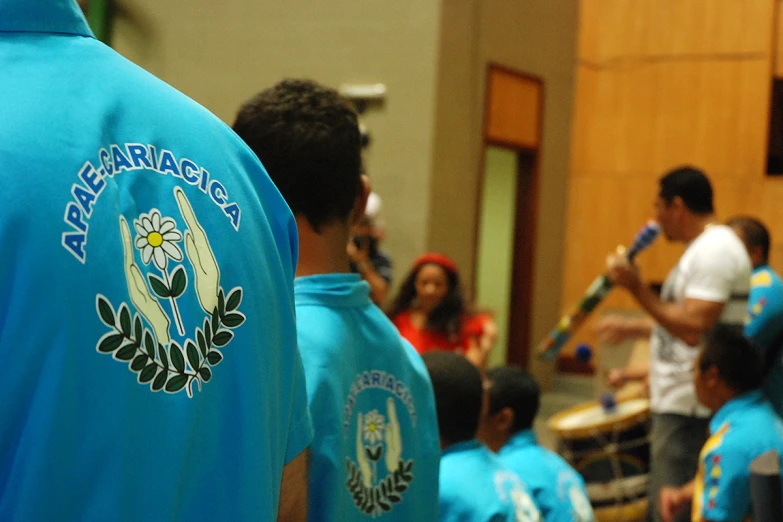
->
<box><xmin>548</xmin><ymin>398</ymin><xmax>650</xmax><ymax>440</ymax></box>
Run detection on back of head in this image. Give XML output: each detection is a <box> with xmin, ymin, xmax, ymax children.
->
<box><xmin>233</xmin><ymin>79</ymin><xmax>362</xmax><ymax>232</ymax></box>
<box><xmin>486</xmin><ymin>366</ymin><xmax>540</xmax><ymax>434</ymax></box>
<box><xmin>422</xmin><ymin>351</ymin><xmax>483</xmax><ymax>446</ymax></box>
<box><xmin>658</xmin><ymin>166</ymin><xmax>714</xmax><ymax>215</ymax></box>
<box><xmin>726</xmin><ymin>215</ymin><xmax>770</xmax><ymax>264</ymax></box>
<box><xmin>701</xmin><ymin>324</ymin><xmax>764</xmax><ymax>394</ymax></box>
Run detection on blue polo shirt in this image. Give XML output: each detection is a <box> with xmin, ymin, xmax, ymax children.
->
<box><xmin>440</xmin><ymin>439</ymin><xmax>542</xmax><ymax>522</ymax></box>
<box><xmin>498</xmin><ymin>430</ymin><xmax>595</xmax><ymax>522</ymax></box>
<box><xmin>295</xmin><ymin>274</ymin><xmax>440</xmax><ymax>521</ymax></box>
<box><xmin>744</xmin><ymin>265</ymin><xmax>783</xmax><ymax>416</ymax></box>
<box><xmin>692</xmin><ymin>390</ymin><xmax>783</xmax><ymax>522</ymax></box>
<box><xmin>0</xmin><ymin>1</ymin><xmax>311</xmax><ymax>520</ymax></box>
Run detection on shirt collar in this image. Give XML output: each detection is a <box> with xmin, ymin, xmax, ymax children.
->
<box><xmin>500</xmin><ymin>429</ymin><xmax>538</xmax><ymax>454</ymax></box>
<box><xmin>710</xmin><ymin>390</ymin><xmax>764</xmax><ymax>434</ymax></box>
<box><xmin>294</xmin><ymin>273</ymin><xmax>371</xmax><ymax>308</ymax></box>
<box><xmin>0</xmin><ymin>0</ymin><xmax>94</xmax><ymax>37</ymax></box>
<box><xmin>442</xmin><ymin>438</ymin><xmax>483</xmax><ymax>457</ymax></box>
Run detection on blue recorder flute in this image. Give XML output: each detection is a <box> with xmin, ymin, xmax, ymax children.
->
<box><xmin>537</xmin><ymin>221</ymin><xmax>661</xmax><ymax>361</ymax></box>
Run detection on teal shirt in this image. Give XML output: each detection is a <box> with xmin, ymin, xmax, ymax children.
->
<box><xmin>744</xmin><ymin>265</ymin><xmax>783</xmax><ymax>417</ymax></box>
<box><xmin>498</xmin><ymin>430</ymin><xmax>595</xmax><ymax>522</ymax></box>
<box><xmin>693</xmin><ymin>390</ymin><xmax>783</xmax><ymax>522</ymax></box>
<box><xmin>0</xmin><ymin>1</ymin><xmax>311</xmax><ymax>519</ymax></box>
<box><xmin>440</xmin><ymin>439</ymin><xmax>542</xmax><ymax>522</ymax></box>
<box><xmin>295</xmin><ymin>274</ymin><xmax>441</xmax><ymax>521</ymax></box>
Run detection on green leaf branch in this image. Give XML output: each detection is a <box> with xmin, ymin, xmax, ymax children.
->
<box><xmin>95</xmin><ymin>286</ymin><xmax>244</xmax><ymax>397</ymax></box>
<box><xmin>346</xmin><ymin>458</ymin><xmax>413</xmax><ymax>516</ymax></box>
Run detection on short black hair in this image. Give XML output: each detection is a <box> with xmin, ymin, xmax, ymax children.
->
<box><xmin>700</xmin><ymin>324</ymin><xmax>764</xmax><ymax>394</ymax></box>
<box><xmin>486</xmin><ymin>366</ymin><xmax>540</xmax><ymax>434</ymax></box>
<box><xmin>726</xmin><ymin>216</ymin><xmax>770</xmax><ymax>264</ymax></box>
<box><xmin>422</xmin><ymin>350</ymin><xmax>483</xmax><ymax>445</ymax></box>
<box><xmin>232</xmin><ymin>79</ymin><xmax>362</xmax><ymax>232</ymax></box>
<box><xmin>658</xmin><ymin>166</ymin><xmax>714</xmax><ymax>215</ymax></box>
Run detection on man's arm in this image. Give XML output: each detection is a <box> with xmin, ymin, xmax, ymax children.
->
<box><xmin>659</xmin><ymin>480</ymin><xmax>694</xmax><ymax>522</ymax></box>
<box><xmin>347</xmin><ymin>241</ymin><xmax>389</xmax><ymax>306</ymax></box>
<box><xmin>595</xmin><ymin>315</ymin><xmax>655</xmax><ymax>344</ymax></box>
<box><xmin>356</xmin><ymin>260</ymin><xmax>389</xmax><ymax>305</ymax></box>
<box><xmin>607</xmin><ymin>258</ymin><xmax>724</xmax><ymax>346</ymax></box>
<box><xmin>278</xmin><ymin>448</ymin><xmax>309</xmax><ymax>522</ymax></box>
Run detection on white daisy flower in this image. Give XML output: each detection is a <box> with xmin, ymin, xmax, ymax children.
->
<box><xmin>134</xmin><ymin>210</ymin><xmax>183</xmax><ymax>270</ymax></box>
<box><xmin>363</xmin><ymin>410</ymin><xmax>385</xmax><ymax>445</ymax></box>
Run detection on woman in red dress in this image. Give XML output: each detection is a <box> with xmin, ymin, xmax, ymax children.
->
<box><xmin>387</xmin><ymin>253</ymin><xmax>496</xmax><ymax>369</ymax></box>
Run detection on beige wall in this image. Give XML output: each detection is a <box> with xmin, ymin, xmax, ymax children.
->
<box><xmin>112</xmin><ymin>1</ymin><xmax>442</xmax><ymax>284</ymax></box>
<box><xmin>429</xmin><ymin>0</ymin><xmax>579</xmax><ymax>365</ymax></box>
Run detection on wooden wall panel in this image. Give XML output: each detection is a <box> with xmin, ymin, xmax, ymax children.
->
<box><xmin>579</xmin><ymin>0</ymin><xmax>773</xmax><ymax>64</ymax></box>
<box><xmin>560</xmin><ymin>0</ymin><xmax>777</xmax><ymax>359</ymax></box>
<box><xmin>776</xmin><ymin>0</ymin><xmax>783</xmax><ymax>78</ymax></box>
<box><xmin>485</xmin><ymin>67</ymin><xmax>542</xmax><ymax>148</ymax></box>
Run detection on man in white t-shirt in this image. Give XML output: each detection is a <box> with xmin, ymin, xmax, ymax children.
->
<box><xmin>599</xmin><ymin>166</ymin><xmax>751</xmax><ymax>522</ymax></box>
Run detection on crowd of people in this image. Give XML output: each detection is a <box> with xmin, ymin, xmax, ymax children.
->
<box><xmin>3</xmin><ymin>2</ymin><xmax>783</xmax><ymax>521</ymax></box>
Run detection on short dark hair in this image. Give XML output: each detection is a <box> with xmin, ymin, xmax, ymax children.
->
<box><xmin>726</xmin><ymin>216</ymin><xmax>770</xmax><ymax>264</ymax></box>
<box><xmin>700</xmin><ymin>324</ymin><xmax>764</xmax><ymax>394</ymax></box>
<box><xmin>232</xmin><ymin>79</ymin><xmax>362</xmax><ymax>232</ymax></box>
<box><xmin>486</xmin><ymin>366</ymin><xmax>540</xmax><ymax>434</ymax></box>
<box><xmin>658</xmin><ymin>166</ymin><xmax>714</xmax><ymax>215</ymax></box>
<box><xmin>422</xmin><ymin>350</ymin><xmax>483</xmax><ymax>445</ymax></box>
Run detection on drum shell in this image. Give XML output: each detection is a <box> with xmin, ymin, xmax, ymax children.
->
<box><xmin>549</xmin><ymin>399</ymin><xmax>651</xmax><ymax>520</ymax></box>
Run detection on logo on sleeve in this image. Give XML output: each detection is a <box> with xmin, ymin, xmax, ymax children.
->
<box><xmin>344</xmin><ymin>371</ymin><xmax>417</xmax><ymax>516</ymax></box>
<box><xmin>94</xmin><ymin>186</ymin><xmax>245</xmax><ymax>397</ymax></box>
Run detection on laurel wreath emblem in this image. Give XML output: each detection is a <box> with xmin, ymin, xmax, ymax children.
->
<box><xmin>345</xmin><ymin>458</ymin><xmax>413</xmax><ymax>516</ymax></box>
<box><xmin>95</xmin><ymin>287</ymin><xmax>245</xmax><ymax>397</ymax></box>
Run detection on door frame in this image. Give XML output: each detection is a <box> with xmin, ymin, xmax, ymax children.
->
<box><xmin>473</xmin><ymin>63</ymin><xmax>544</xmax><ymax>368</ymax></box>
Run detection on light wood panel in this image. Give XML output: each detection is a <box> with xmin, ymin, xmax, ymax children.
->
<box><xmin>485</xmin><ymin>67</ymin><xmax>542</xmax><ymax>148</ymax></box>
<box><xmin>579</xmin><ymin>0</ymin><xmax>773</xmax><ymax>64</ymax></box>
<box><xmin>776</xmin><ymin>0</ymin><xmax>783</xmax><ymax>77</ymax></box>
<box><xmin>560</xmin><ymin>0</ymin><xmax>778</xmax><ymax>359</ymax></box>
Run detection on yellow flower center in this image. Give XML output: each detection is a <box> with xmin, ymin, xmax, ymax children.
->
<box><xmin>369</xmin><ymin>423</ymin><xmax>376</xmax><ymax>432</ymax></box>
<box><xmin>147</xmin><ymin>231</ymin><xmax>164</xmax><ymax>247</ymax></box>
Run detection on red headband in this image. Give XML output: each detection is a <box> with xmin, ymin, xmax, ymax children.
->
<box><xmin>412</xmin><ymin>252</ymin><xmax>458</xmax><ymax>275</ymax></box>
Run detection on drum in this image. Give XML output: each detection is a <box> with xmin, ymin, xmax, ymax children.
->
<box><xmin>548</xmin><ymin>398</ymin><xmax>651</xmax><ymax>522</ymax></box>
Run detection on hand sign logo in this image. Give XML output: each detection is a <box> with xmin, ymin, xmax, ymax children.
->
<box><xmin>346</xmin><ymin>383</ymin><xmax>414</xmax><ymax>516</ymax></box>
<box><xmin>94</xmin><ymin>186</ymin><xmax>245</xmax><ymax>397</ymax></box>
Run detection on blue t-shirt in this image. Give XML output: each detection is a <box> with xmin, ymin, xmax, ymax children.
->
<box><xmin>744</xmin><ymin>265</ymin><xmax>783</xmax><ymax>416</ymax></box>
<box><xmin>0</xmin><ymin>1</ymin><xmax>311</xmax><ymax>520</ymax></box>
<box><xmin>498</xmin><ymin>430</ymin><xmax>595</xmax><ymax>522</ymax></box>
<box><xmin>294</xmin><ymin>273</ymin><xmax>440</xmax><ymax>521</ymax></box>
<box><xmin>692</xmin><ymin>390</ymin><xmax>783</xmax><ymax>522</ymax></box>
<box><xmin>440</xmin><ymin>439</ymin><xmax>542</xmax><ymax>522</ymax></box>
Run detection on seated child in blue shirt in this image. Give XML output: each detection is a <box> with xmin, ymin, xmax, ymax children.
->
<box><xmin>479</xmin><ymin>366</ymin><xmax>595</xmax><ymax>522</ymax></box>
<box><xmin>422</xmin><ymin>350</ymin><xmax>542</xmax><ymax>522</ymax></box>
<box><xmin>659</xmin><ymin>324</ymin><xmax>783</xmax><ymax>522</ymax></box>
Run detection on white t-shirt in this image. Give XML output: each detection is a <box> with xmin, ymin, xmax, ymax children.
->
<box><xmin>649</xmin><ymin>225</ymin><xmax>751</xmax><ymax>416</ymax></box>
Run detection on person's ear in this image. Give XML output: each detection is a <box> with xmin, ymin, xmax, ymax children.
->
<box><xmin>704</xmin><ymin>365</ymin><xmax>721</xmax><ymax>389</ymax></box>
<box><xmin>750</xmin><ymin>245</ymin><xmax>765</xmax><ymax>266</ymax></box>
<box><xmin>496</xmin><ymin>407</ymin><xmax>515</xmax><ymax>433</ymax></box>
<box><xmin>351</xmin><ymin>175</ymin><xmax>371</xmax><ymax>227</ymax></box>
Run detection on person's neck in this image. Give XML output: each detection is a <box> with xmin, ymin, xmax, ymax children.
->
<box><xmin>681</xmin><ymin>214</ymin><xmax>717</xmax><ymax>243</ymax></box>
<box><xmin>294</xmin><ymin>215</ymin><xmax>352</xmax><ymax>278</ymax></box>
<box><xmin>709</xmin><ymin>388</ymin><xmax>741</xmax><ymax>413</ymax></box>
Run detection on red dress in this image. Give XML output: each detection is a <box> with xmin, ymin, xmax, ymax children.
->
<box><xmin>391</xmin><ymin>310</ymin><xmax>488</xmax><ymax>355</ymax></box>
